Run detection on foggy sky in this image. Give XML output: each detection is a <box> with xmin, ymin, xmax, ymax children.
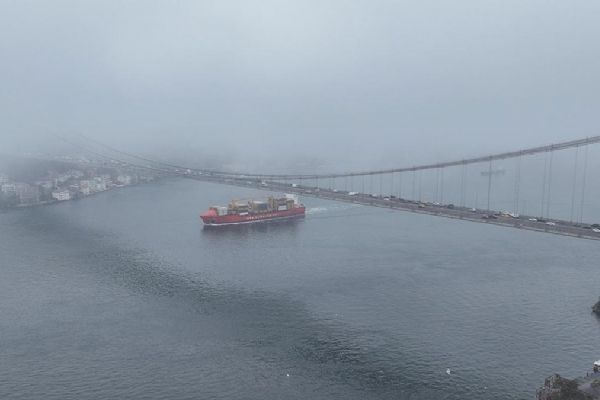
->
<box><xmin>1</xmin><ymin>0</ymin><xmax>600</xmax><ymax>171</ymax></box>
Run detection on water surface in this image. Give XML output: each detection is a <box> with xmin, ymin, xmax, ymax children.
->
<box><xmin>2</xmin><ymin>178</ymin><xmax>600</xmax><ymax>399</ymax></box>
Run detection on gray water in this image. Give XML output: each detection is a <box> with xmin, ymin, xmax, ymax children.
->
<box><xmin>2</xmin><ymin>178</ymin><xmax>600</xmax><ymax>399</ymax></box>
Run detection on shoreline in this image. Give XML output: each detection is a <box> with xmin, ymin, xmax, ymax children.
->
<box><xmin>1</xmin><ymin>180</ymin><xmax>157</xmax><ymax>211</ymax></box>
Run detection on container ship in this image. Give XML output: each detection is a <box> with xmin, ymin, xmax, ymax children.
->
<box><xmin>200</xmin><ymin>194</ymin><xmax>305</xmax><ymax>226</ymax></box>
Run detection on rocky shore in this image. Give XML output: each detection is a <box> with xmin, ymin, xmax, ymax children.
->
<box><xmin>592</xmin><ymin>298</ymin><xmax>600</xmax><ymax>315</ymax></box>
<box><xmin>536</xmin><ymin>374</ymin><xmax>599</xmax><ymax>400</ymax></box>
<box><xmin>535</xmin><ymin>299</ymin><xmax>600</xmax><ymax>399</ymax></box>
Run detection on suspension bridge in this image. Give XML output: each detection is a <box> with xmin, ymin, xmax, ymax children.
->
<box><xmin>60</xmin><ymin>134</ymin><xmax>600</xmax><ymax>241</ymax></box>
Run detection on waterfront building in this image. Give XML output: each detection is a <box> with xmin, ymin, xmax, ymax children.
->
<box><xmin>93</xmin><ymin>177</ymin><xmax>107</xmax><ymax>192</ymax></box>
<box><xmin>16</xmin><ymin>183</ymin><xmax>40</xmax><ymax>205</ymax></box>
<box><xmin>37</xmin><ymin>181</ymin><xmax>55</xmax><ymax>201</ymax></box>
<box><xmin>79</xmin><ymin>180</ymin><xmax>92</xmax><ymax>196</ymax></box>
<box><xmin>1</xmin><ymin>183</ymin><xmax>17</xmax><ymax>194</ymax></box>
<box><xmin>116</xmin><ymin>175</ymin><xmax>132</xmax><ymax>185</ymax></box>
<box><xmin>100</xmin><ymin>174</ymin><xmax>112</xmax><ymax>185</ymax></box>
<box><xmin>51</xmin><ymin>190</ymin><xmax>71</xmax><ymax>201</ymax></box>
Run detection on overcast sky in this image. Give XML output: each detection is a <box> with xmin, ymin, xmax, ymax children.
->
<box><xmin>1</xmin><ymin>0</ymin><xmax>599</xmax><ymax>170</ymax></box>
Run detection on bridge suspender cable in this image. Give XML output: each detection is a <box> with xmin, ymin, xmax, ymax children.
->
<box><xmin>513</xmin><ymin>156</ymin><xmax>521</xmax><ymax>215</ymax></box>
<box><xmin>486</xmin><ymin>160</ymin><xmax>492</xmax><ymax>212</ymax></box>
<box><xmin>540</xmin><ymin>152</ymin><xmax>548</xmax><ymax>218</ymax></box>
<box><xmin>459</xmin><ymin>164</ymin><xmax>466</xmax><ymax>208</ymax></box>
<box><xmin>579</xmin><ymin>145</ymin><xmax>589</xmax><ymax>223</ymax></box>
<box><xmin>434</xmin><ymin>169</ymin><xmax>439</xmax><ymax>202</ymax></box>
<box><xmin>440</xmin><ymin>168</ymin><xmax>444</xmax><ymax>204</ymax></box>
<box><xmin>412</xmin><ymin>171</ymin><xmax>416</xmax><ymax>201</ymax></box>
<box><xmin>418</xmin><ymin>171</ymin><xmax>423</xmax><ymax>202</ymax></box>
<box><xmin>398</xmin><ymin>172</ymin><xmax>402</xmax><ymax>199</ymax></box>
<box><xmin>570</xmin><ymin>146</ymin><xmax>579</xmax><ymax>222</ymax></box>
<box><xmin>546</xmin><ymin>151</ymin><xmax>553</xmax><ymax>219</ymax></box>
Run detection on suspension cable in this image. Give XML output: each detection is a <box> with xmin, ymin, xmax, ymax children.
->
<box><xmin>514</xmin><ymin>156</ymin><xmax>521</xmax><ymax>214</ymax></box>
<box><xmin>579</xmin><ymin>145</ymin><xmax>589</xmax><ymax>223</ymax></box>
<box><xmin>486</xmin><ymin>160</ymin><xmax>493</xmax><ymax>212</ymax></box>
<box><xmin>545</xmin><ymin>150</ymin><xmax>553</xmax><ymax>218</ymax></box>
<box><xmin>541</xmin><ymin>151</ymin><xmax>548</xmax><ymax>218</ymax></box>
<box><xmin>569</xmin><ymin>146</ymin><xmax>579</xmax><ymax>222</ymax></box>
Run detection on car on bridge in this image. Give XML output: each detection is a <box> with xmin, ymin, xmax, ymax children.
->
<box><xmin>482</xmin><ymin>214</ymin><xmax>498</xmax><ymax>220</ymax></box>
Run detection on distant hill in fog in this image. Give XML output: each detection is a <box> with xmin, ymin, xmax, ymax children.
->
<box><xmin>0</xmin><ymin>156</ymin><xmax>75</xmax><ymax>183</ymax></box>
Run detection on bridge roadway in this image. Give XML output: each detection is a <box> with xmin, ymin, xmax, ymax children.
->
<box><xmin>186</xmin><ymin>174</ymin><xmax>600</xmax><ymax>241</ymax></box>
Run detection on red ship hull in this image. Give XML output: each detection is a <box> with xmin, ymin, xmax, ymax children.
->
<box><xmin>201</xmin><ymin>206</ymin><xmax>305</xmax><ymax>226</ymax></box>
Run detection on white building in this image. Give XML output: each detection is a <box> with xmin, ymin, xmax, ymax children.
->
<box><xmin>93</xmin><ymin>177</ymin><xmax>107</xmax><ymax>192</ymax></box>
<box><xmin>1</xmin><ymin>183</ymin><xmax>16</xmax><ymax>194</ymax></box>
<box><xmin>0</xmin><ymin>173</ymin><xmax>8</xmax><ymax>184</ymax></box>
<box><xmin>100</xmin><ymin>174</ymin><xmax>112</xmax><ymax>185</ymax></box>
<box><xmin>79</xmin><ymin>180</ymin><xmax>92</xmax><ymax>196</ymax></box>
<box><xmin>51</xmin><ymin>190</ymin><xmax>71</xmax><ymax>201</ymax></box>
<box><xmin>116</xmin><ymin>175</ymin><xmax>132</xmax><ymax>185</ymax></box>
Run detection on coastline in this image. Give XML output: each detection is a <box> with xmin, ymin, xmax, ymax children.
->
<box><xmin>2</xmin><ymin>181</ymin><xmax>157</xmax><ymax>211</ymax></box>
<box><xmin>536</xmin><ymin>302</ymin><xmax>600</xmax><ymax>399</ymax></box>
